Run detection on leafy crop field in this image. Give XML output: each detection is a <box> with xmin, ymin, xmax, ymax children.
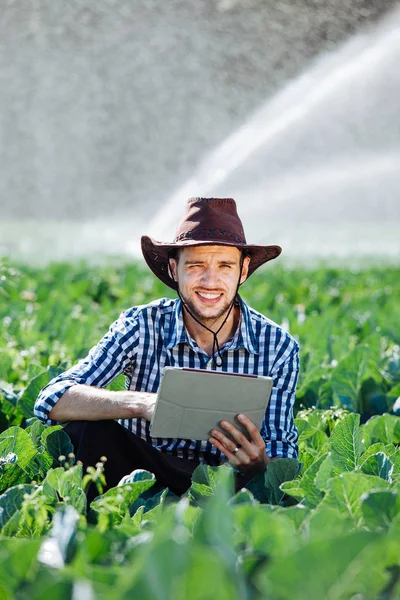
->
<box><xmin>0</xmin><ymin>259</ymin><xmax>399</xmax><ymax>599</ymax></box>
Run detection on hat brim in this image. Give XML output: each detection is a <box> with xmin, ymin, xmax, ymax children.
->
<box><xmin>141</xmin><ymin>236</ymin><xmax>282</xmax><ymax>290</ymax></box>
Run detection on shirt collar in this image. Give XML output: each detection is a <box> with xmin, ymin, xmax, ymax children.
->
<box><xmin>234</xmin><ymin>295</ymin><xmax>259</xmax><ymax>355</ymax></box>
<box><xmin>165</xmin><ymin>296</ymin><xmax>259</xmax><ymax>355</ymax></box>
<box><xmin>165</xmin><ymin>299</ymin><xmax>189</xmax><ymax>349</ymax></box>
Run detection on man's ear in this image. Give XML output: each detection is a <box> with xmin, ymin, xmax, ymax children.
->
<box><xmin>168</xmin><ymin>259</ymin><xmax>178</xmax><ymax>282</ymax></box>
<box><xmin>240</xmin><ymin>255</ymin><xmax>251</xmax><ymax>285</ymax></box>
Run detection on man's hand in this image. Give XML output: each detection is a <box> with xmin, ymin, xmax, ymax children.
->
<box><xmin>209</xmin><ymin>413</ymin><xmax>270</xmax><ymax>475</ymax></box>
<box><xmin>137</xmin><ymin>392</ymin><xmax>157</xmax><ymax>422</ymax></box>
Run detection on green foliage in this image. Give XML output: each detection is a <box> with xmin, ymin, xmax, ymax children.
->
<box><xmin>0</xmin><ymin>409</ymin><xmax>398</xmax><ymax>598</ymax></box>
<box><xmin>330</xmin><ymin>412</ymin><xmax>363</xmax><ymax>473</ymax></box>
<box><xmin>0</xmin><ymin>258</ymin><xmax>400</xmax><ymax>597</ymax></box>
<box><xmin>1</xmin><ymin>259</ymin><xmax>399</xmax><ymax>426</ymax></box>
<box><xmin>90</xmin><ymin>470</ymin><xmax>156</xmax><ymax>531</ymax></box>
<box><xmin>245</xmin><ymin>458</ymin><xmax>300</xmax><ymax>504</ymax></box>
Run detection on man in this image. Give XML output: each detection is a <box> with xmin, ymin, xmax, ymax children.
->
<box><xmin>35</xmin><ymin>197</ymin><xmax>299</xmax><ymax>499</ymax></box>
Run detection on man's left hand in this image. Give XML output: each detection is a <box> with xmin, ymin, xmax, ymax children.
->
<box><xmin>209</xmin><ymin>413</ymin><xmax>270</xmax><ymax>475</ymax></box>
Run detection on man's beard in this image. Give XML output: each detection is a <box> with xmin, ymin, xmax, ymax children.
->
<box><xmin>178</xmin><ymin>286</ymin><xmax>237</xmax><ymax>329</ymax></box>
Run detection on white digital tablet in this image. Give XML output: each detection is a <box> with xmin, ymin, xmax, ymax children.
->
<box><xmin>149</xmin><ymin>366</ymin><xmax>273</xmax><ymax>441</ymax></box>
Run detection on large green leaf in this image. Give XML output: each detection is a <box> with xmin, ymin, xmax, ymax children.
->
<box><xmin>387</xmin><ymin>448</ymin><xmax>400</xmax><ymax>481</ymax></box>
<box><xmin>42</xmin><ymin>429</ymin><xmax>74</xmax><ymax>463</ymax></box>
<box><xmin>331</xmin><ymin>345</ymin><xmax>380</xmax><ymax>412</ymax></box>
<box><xmin>191</xmin><ymin>463</ymin><xmax>231</xmax><ymax>489</ymax></box>
<box><xmin>303</xmin><ymin>506</ymin><xmax>354</xmax><ymax>543</ymax></box>
<box><xmin>186</xmin><ymin>464</ymin><xmax>234</xmax><ymax>506</ymax></box>
<box><xmin>234</xmin><ymin>504</ymin><xmax>299</xmax><ymax>557</ymax></box>
<box><xmin>17</xmin><ymin>371</ymin><xmax>52</xmax><ymax>418</ymax></box>
<box><xmin>0</xmin><ymin>382</ymin><xmax>20</xmax><ymax>410</ymax></box>
<box><xmin>361</xmin><ymin>490</ymin><xmax>400</xmax><ymax>530</ymax></box>
<box><xmin>259</xmin><ymin>530</ymin><xmax>385</xmax><ymax>600</ymax></box>
<box><xmin>245</xmin><ymin>458</ymin><xmax>300</xmax><ymax>505</ymax></box>
<box><xmin>104</xmin><ymin>501</ymin><xmax>197</xmax><ymax>598</ymax></box>
<box><xmin>0</xmin><ymin>538</ymin><xmax>42</xmax><ymax>594</ymax></box>
<box><xmin>360</xmin><ymin>452</ymin><xmax>394</xmax><ymax>481</ymax></box>
<box><xmin>320</xmin><ymin>472</ymin><xmax>388</xmax><ymax>525</ymax></box>
<box><xmin>28</xmin><ymin>451</ymin><xmax>55</xmax><ymax>481</ymax></box>
<box><xmin>314</xmin><ymin>452</ymin><xmax>334</xmax><ymax>492</ymax></box>
<box><xmin>279</xmin><ymin>480</ymin><xmax>304</xmax><ymax>502</ymax></box>
<box><xmin>178</xmin><ymin>545</ymin><xmax>243</xmax><ymax>600</ymax></box>
<box><xmin>130</xmin><ymin>539</ymin><xmax>227</xmax><ymax>600</ymax></box>
<box><xmin>185</xmin><ymin>469</ymin><xmax>240</xmax><ymax>585</ymax></box>
<box><xmin>228</xmin><ymin>488</ymin><xmax>257</xmax><ymax>506</ymax></box>
<box><xmin>15</xmin><ymin>564</ymin><xmax>73</xmax><ymax>599</ymax></box>
<box><xmin>276</xmin><ymin>505</ymin><xmax>309</xmax><ymax>529</ymax></box>
<box><xmin>0</xmin><ymin>483</ymin><xmax>37</xmax><ymax>529</ymax></box>
<box><xmin>330</xmin><ymin>413</ymin><xmax>363</xmax><ymax>474</ymax></box>
<box><xmin>0</xmin><ymin>426</ymin><xmax>37</xmax><ymax>469</ymax></box>
<box><xmin>0</xmin><ymin>461</ymin><xmax>28</xmax><ymax>493</ymax></box>
<box><xmin>360</xmin><ymin>442</ymin><xmax>386</xmax><ymax>462</ymax></box>
<box><xmin>71</xmin><ymin>527</ymin><xmax>114</xmax><ymax>568</ymax></box>
<box><xmin>26</xmin><ymin>418</ymin><xmax>48</xmax><ymax>447</ymax></box>
<box><xmin>362</xmin><ymin>414</ymin><xmax>400</xmax><ymax>447</ymax></box>
<box><xmin>242</xmin><ymin>472</ymin><xmax>268</xmax><ymax>503</ymax></box>
<box><xmin>129</xmin><ymin>487</ymin><xmax>177</xmax><ymax>525</ymax></box>
<box><xmin>297</xmin><ymin>425</ymin><xmax>329</xmax><ymax>455</ymax></box>
<box><xmin>296</xmin><ymin>454</ymin><xmax>327</xmax><ymax>508</ymax></box>
<box><xmin>27</xmin><ymin>364</ymin><xmax>44</xmax><ymax>380</ymax></box>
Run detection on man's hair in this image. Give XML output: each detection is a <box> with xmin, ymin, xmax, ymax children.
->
<box><xmin>168</xmin><ymin>248</ymin><xmax>181</xmax><ymax>262</ymax></box>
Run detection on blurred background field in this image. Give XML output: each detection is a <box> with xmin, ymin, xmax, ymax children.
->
<box><xmin>0</xmin><ymin>0</ymin><xmax>399</xmax><ymax>264</ymax></box>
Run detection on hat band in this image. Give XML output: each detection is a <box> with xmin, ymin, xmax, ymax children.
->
<box><xmin>174</xmin><ymin>228</ymin><xmax>245</xmax><ymax>244</ymax></box>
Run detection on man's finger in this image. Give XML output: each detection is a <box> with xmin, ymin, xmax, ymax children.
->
<box><xmin>217</xmin><ymin>420</ymin><xmax>253</xmax><ymax>451</ymax></box>
<box><xmin>236</xmin><ymin>414</ymin><xmax>264</xmax><ymax>443</ymax></box>
<box><xmin>210</xmin><ymin>428</ymin><xmax>243</xmax><ymax>455</ymax></box>
<box><xmin>209</xmin><ymin>436</ymin><xmax>241</xmax><ymax>465</ymax></box>
<box><xmin>235</xmin><ymin>414</ymin><xmax>268</xmax><ymax>450</ymax></box>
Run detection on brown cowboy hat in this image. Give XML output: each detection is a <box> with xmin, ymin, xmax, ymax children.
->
<box><xmin>141</xmin><ymin>197</ymin><xmax>282</xmax><ymax>290</ymax></box>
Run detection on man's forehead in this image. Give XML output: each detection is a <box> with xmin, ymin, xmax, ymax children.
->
<box><xmin>180</xmin><ymin>245</ymin><xmax>241</xmax><ymax>260</ymax></box>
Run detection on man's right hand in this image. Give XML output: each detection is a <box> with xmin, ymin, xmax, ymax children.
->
<box><xmin>136</xmin><ymin>392</ymin><xmax>157</xmax><ymax>422</ymax></box>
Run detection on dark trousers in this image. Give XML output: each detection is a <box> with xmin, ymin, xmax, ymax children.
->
<box><xmin>64</xmin><ymin>420</ymin><xmax>251</xmax><ymax>503</ymax></box>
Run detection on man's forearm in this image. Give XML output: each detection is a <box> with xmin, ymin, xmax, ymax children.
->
<box><xmin>47</xmin><ymin>384</ymin><xmax>156</xmax><ymax>422</ymax></box>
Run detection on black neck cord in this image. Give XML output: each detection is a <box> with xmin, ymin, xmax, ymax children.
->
<box><xmin>176</xmin><ymin>255</ymin><xmax>244</xmax><ymax>368</ymax></box>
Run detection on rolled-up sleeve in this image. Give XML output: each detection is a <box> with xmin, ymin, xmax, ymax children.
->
<box><xmin>261</xmin><ymin>337</ymin><xmax>300</xmax><ymax>459</ymax></box>
<box><xmin>34</xmin><ymin>310</ymin><xmax>140</xmax><ymax>424</ymax></box>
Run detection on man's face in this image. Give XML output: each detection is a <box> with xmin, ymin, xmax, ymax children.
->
<box><xmin>169</xmin><ymin>245</ymin><xmax>250</xmax><ymax>326</ymax></box>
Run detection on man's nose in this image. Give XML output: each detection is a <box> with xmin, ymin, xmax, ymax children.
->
<box><xmin>200</xmin><ymin>266</ymin><xmax>220</xmax><ymax>285</ymax></box>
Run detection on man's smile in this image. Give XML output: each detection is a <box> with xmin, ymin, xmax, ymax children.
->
<box><xmin>196</xmin><ymin>291</ymin><xmax>223</xmax><ymax>304</ymax></box>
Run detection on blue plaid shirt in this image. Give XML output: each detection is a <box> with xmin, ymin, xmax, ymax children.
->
<box><xmin>35</xmin><ymin>296</ymin><xmax>299</xmax><ymax>464</ymax></box>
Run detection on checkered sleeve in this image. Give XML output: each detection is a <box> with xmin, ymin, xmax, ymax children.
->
<box><xmin>261</xmin><ymin>336</ymin><xmax>300</xmax><ymax>459</ymax></box>
<box><xmin>34</xmin><ymin>309</ymin><xmax>140</xmax><ymax>424</ymax></box>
